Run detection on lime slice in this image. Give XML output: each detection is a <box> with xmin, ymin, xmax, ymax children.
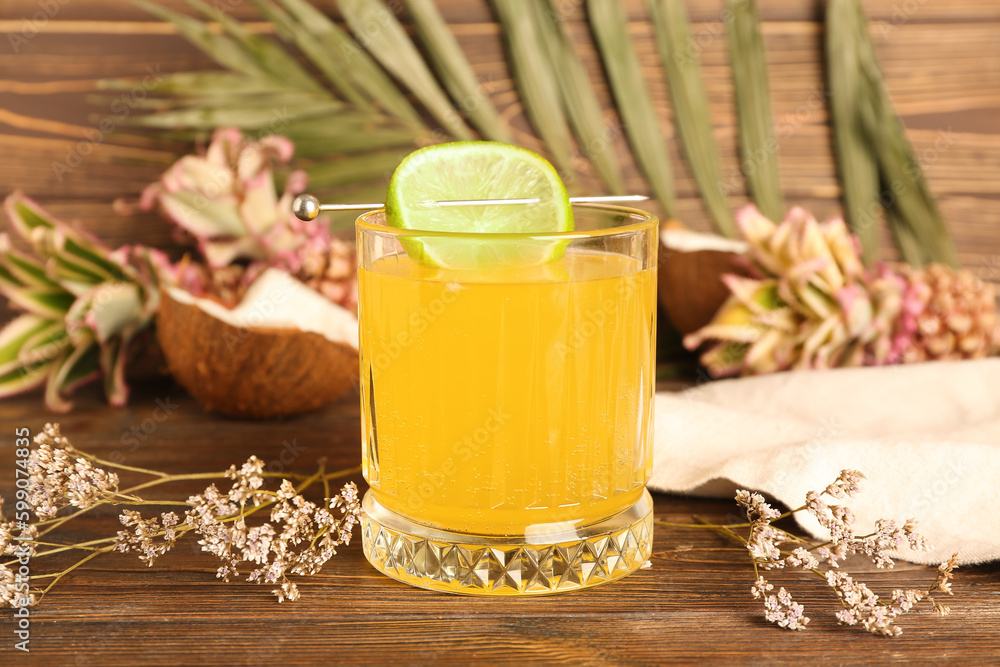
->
<box><xmin>385</xmin><ymin>142</ymin><xmax>572</xmax><ymax>268</ymax></box>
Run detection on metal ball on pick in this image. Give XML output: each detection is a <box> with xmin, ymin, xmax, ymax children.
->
<box><xmin>292</xmin><ymin>194</ymin><xmax>321</xmax><ymax>222</ymax></box>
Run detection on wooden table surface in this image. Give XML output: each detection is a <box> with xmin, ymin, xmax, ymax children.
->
<box><xmin>2</xmin><ymin>381</ymin><xmax>998</xmax><ymax>666</ymax></box>
<box><xmin>3</xmin><ymin>1</ymin><xmax>1000</xmax><ymax>663</ymax></box>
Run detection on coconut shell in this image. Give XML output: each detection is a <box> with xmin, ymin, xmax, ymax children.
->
<box><xmin>156</xmin><ymin>290</ymin><xmax>359</xmax><ymax>419</ymax></box>
<box><xmin>657</xmin><ymin>228</ymin><xmax>749</xmax><ymax>335</ymax></box>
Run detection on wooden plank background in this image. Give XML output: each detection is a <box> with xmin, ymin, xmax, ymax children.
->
<box><xmin>1</xmin><ymin>0</ymin><xmax>999</xmax><ymax>282</ymax></box>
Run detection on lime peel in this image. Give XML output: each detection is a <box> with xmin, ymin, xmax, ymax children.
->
<box><xmin>384</xmin><ymin>142</ymin><xmax>573</xmax><ymax>268</ymax></box>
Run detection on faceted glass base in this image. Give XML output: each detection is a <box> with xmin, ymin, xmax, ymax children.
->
<box><xmin>361</xmin><ymin>489</ymin><xmax>653</xmax><ymax>595</ymax></box>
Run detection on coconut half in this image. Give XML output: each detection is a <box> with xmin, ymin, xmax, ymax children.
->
<box><xmin>658</xmin><ymin>228</ymin><xmax>749</xmax><ymax>335</ymax></box>
<box><xmin>157</xmin><ymin>268</ymin><xmax>359</xmax><ymax>419</ymax></box>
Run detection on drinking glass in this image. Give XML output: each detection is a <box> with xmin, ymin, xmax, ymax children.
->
<box><xmin>357</xmin><ymin>203</ymin><xmax>657</xmax><ymax>595</ymax></box>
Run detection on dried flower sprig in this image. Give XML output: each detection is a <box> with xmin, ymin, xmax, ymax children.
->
<box><xmin>657</xmin><ymin>469</ymin><xmax>958</xmax><ymax>636</ymax></box>
<box><xmin>1</xmin><ymin>424</ymin><xmax>361</xmax><ymax>607</ymax></box>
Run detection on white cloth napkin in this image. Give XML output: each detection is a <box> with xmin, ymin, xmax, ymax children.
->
<box><xmin>649</xmin><ymin>359</ymin><xmax>1000</xmax><ymax>565</ymax></box>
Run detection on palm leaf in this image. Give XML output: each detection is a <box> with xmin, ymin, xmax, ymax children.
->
<box><xmin>100</xmin><ymin>71</ymin><xmax>293</xmax><ymax>97</ymax></box>
<box><xmin>127</xmin><ymin>0</ymin><xmax>427</xmax><ymax>167</ymax></box>
<box><xmin>94</xmin><ymin>90</ymin><xmax>340</xmax><ymax>114</ymax></box>
<box><xmin>282</xmin><ymin>117</ymin><xmax>422</xmax><ymax>157</ymax></box>
<box><xmin>726</xmin><ymin>0</ymin><xmax>784</xmax><ymax>223</ymax></box>
<box><xmin>276</xmin><ymin>0</ymin><xmax>425</xmax><ymax>127</ymax></box>
<box><xmin>120</xmin><ymin>99</ymin><xmax>344</xmax><ymax>130</ymax></box>
<box><xmin>129</xmin><ymin>0</ymin><xmax>276</xmax><ymax>82</ymax></box>
<box><xmin>586</xmin><ymin>0</ymin><xmax>676</xmax><ymax>216</ymax></box>
<box><xmin>887</xmin><ymin>207</ymin><xmax>926</xmax><ymax>267</ymax></box>
<box><xmin>852</xmin><ymin>1</ymin><xmax>956</xmax><ymax>267</ymax></box>
<box><xmin>405</xmin><ymin>0</ymin><xmax>511</xmax><ymax>142</ymax></box>
<box><xmin>828</xmin><ymin>0</ymin><xmax>958</xmax><ymax>267</ymax></box>
<box><xmin>337</xmin><ymin>0</ymin><xmax>473</xmax><ymax>140</ymax></box>
<box><xmin>303</xmin><ymin>149</ymin><xmax>414</xmax><ymax>190</ymax></box>
<box><xmin>183</xmin><ymin>0</ymin><xmax>326</xmax><ymax>94</ymax></box>
<box><xmin>649</xmin><ymin>0</ymin><xmax>736</xmax><ymax>236</ymax></box>
<box><xmin>827</xmin><ymin>0</ymin><xmax>881</xmax><ymax>265</ymax></box>
<box><xmin>534</xmin><ymin>1</ymin><xmax>625</xmax><ymax>194</ymax></box>
<box><xmin>491</xmin><ymin>0</ymin><xmax>575</xmax><ymax>180</ymax></box>
<box><xmin>248</xmin><ymin>0</ymin><xmax>373</xmax><ymax>110</ymax></box>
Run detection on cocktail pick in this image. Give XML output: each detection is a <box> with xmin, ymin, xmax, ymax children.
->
<box><xmin>291</xmin><ymin>193</ymin><xmax>648</xmax><ymax>222</ymax></box>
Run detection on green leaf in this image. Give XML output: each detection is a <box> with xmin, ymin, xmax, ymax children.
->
<box><xmin>860</xmin><ymin>69</ymin><xmax>957</xmax><ymax>265</ymax></box>
<box><xmin>828</xmin><ymin>0</ymin><xmax>958</xmax><ymax>268</ymax></box>
<box><xmin>826</xmin><ymin>0</ymin><xmax>881</xmax><ymax>265</ymax></box>
<box><xmin>491</xmin><ymin>0</ymin><xmax>575</xmax><ymax>179</ymax></box>
<box><xmin>157</xmin><ymin>189</ymin><xmax>248</xmax><ymax>238</ymax></box>
<box><xmin>277</xmin><ymin>0</ymin><xmax>425</xmax><ymax>127</ymax></box>
<box><xmin>650</xmin><ymin>0</ymin><xmax>736</xmax><ymax>236</ymax></box>
<box><xmin>19</xmin><ymin>322</ymin><xmax>69</xmax><ymax>367</ymax></box>
<box><xmin>282</xmin><ymin>116</ymin><xmax>420</xmax><ymax>157</ymax></box>
<box><xmin>337</xmin><ymin>0</ymin><xmax>473</xmax><ymax>140</ymax></box>
<box><xmin>1</xmin><ymin>246</ymin><xmax>56</xmax><ymax>288</ymax></box>
<box><xmin>122</xmin><ymin>98</ymin><xmax>343</xmax><ymax>131</ymax></box>
<box><xmin>250</xmin><ymin>0</ymin><xmax>374</xmax><ymax>110</ymax></box>
<box><xmin>45</xmin><ymin>342</ymin><xmax>101</xmax><ymax>413</ymax></box>
<box><xmin>100</xmin><ymin>337</ymin><xmax>130</xmax><ymax>407</ymax></box>
<box><xmin>39</xmin><ymin>230</ymin><xmax>123</xmax><ymax>285</ymax></box>
<box><xmin>89</xmin><ymin>89</ymin><xmax>336</xmax><ymax>114</ymax></box>
<box><xmin>304</xmin><ymin>149</ymin><xmax>413</xmax><ymax>190</ymax></box>
<box><xmin>406</xmin><ymin>0</ymin><xmax>511</xmax><ymax>142</ymax></box>
<box><xmin>5</xmin><ymin>286</ymin><xmax>76</xmax><ymax>320</ymax></box>
<box><xmin>587</xmin><ymin>0</ymin><xmax>676</xmax><ymax>216</ymax></box>
<box><xmin>535</xmin><ymin>1</ymin><xmax>625</xmax><ymax>194</ymax></box>
<box><xmin>100</xmin><ymin>71</ymin><xmax>289</xmax><ymax>97</ymax></box>
<box><xmin>5</xmin><ymin>192</ymin><xmax>125</xmax><ymax>285</ymax></box>
<box><xmin>0</xmin><ymin>357</ymin><xmax>53</xmax><ymax>399</ymax></box>
<box><xmin>0</xmin><ymin>263</ymin><xmax>20</xmax><ymax>291</ymax></box>
<box><xmin>183</xmin><ymin>0</ymin><xmax>327</xmax><ymax>95</ymax></box>
<box><xmin>66</xmin><ymin>282</ymin><xmax>147</xmax><ymax>345</ymax></box>
<box><xmin>887</xmin><ymin>206</ymin><xmax>927</xmax><ymax>266</ymax></box>
<box><xmin>0</xmin><ymin>314</ymin><xmax>56</xmax><ymax>375</ymax></box>
<box><xmin>4</xmin><ymin>190</ymin><xmax>56</xmax><ymax>239</ymax></box>
<box><xmin>62</xmin><ymin>342</ymin><xmax>102</xmax><ymax>394</ymax></box>
<box><xmin>130</xmin><ymin>0</ymin><xmax>272</xmax><ymax>81</ymax></box>
<box><xmin>726</xmin><ymin>0</ymin><xmax>784</xmax><ymax>224</ymax></box>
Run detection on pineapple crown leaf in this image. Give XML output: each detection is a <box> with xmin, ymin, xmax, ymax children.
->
<box><xmin>1</xmin><ymin>191</ymin><xmax>174</xmax><ymax>411</ymax></box>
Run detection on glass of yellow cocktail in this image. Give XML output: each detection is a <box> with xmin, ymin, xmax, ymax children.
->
<box><xmin>357</xmin><ymin>202</ymin><xmax>657</xmax><ymax>595</ymax></box>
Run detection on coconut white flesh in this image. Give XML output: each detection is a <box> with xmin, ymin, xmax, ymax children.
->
<box><xmin>166</xmin><ymin>268</ymin><xmax>359</xmax><ymax>350</ymax></box>
<box><xmin>661</xmin><ymin>228</ymin><xmax>748</xmax><ymax>254</ymax></box>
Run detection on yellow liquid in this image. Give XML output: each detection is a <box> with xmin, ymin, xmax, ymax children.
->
<box><xmin>359</xmin><ymin>250</ymin><xmax>655</xmax><ymax>536</ymax></box>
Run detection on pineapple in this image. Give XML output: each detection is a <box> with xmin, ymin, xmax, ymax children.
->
<box><xmin>897</xmin><ymin>264</ymin><xmax>999</xmax><ymax>362</ymax></box>
<box><xmin>137</xmin><ymin>127</ymin><xmax>357</xmax><ymax>311</ymax></box>
<box><xmin>1</xmin><ymin>193</ymin><xmax>177</xmax><ymax>411</ymax></box>
<box><xmin>685</xmin><ymin>206</ymin><xmax>1000</xmax><ymax>377</ymax></box>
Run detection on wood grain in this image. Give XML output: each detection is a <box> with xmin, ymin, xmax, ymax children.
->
<box><xmin>1</xmin><ymin>2</ymin><xmax>999</xmax><ymax>661</ymax></box>
<box><xmin>1</xmin><ymin>0</ymin><xmax>1000</xmax><ymax>284</ymax></box>
<box><xmin>1</xmin><ymin>381</ymin><xmax>998</xmax><ymax>665</ymax></box>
